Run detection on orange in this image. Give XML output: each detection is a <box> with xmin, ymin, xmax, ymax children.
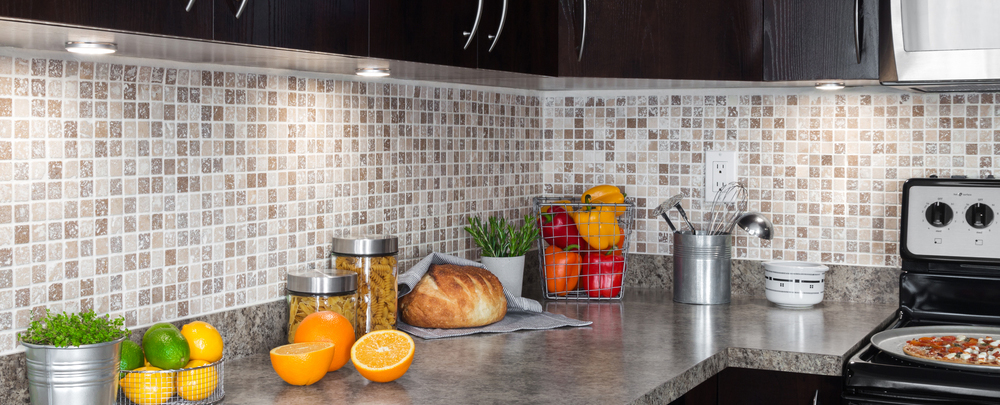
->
<box><xmin>269</xmin><ymin>342</ymin><xmax>335</xmax><ymax>386</ymax></box>
<box><xmin>350</xmin><ymin>330</ymin><xmax>414</xmax><ymax>383</ymax></box>
<box><xmin>180</xmin><ymin>321</ymin><xmax>224</xmax><ymax>363</ymax></box>
<box><xmin>175</xmin><ymin>359</ymin><xmax>219</xmax><ymax>401</ymax></box>
<box><xmin>293</xmin><ymin>311</ymin><xmax>355</xmax><ymax>372</ymax></box>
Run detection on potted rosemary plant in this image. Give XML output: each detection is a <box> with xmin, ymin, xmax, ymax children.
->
<box><xmin>18</xmin><ymin>309</ymin><xmax>130</xmax><ymax>405</ymax></box>
<box><xmin>465</xmin><ymin>215</ymin><xmax>540</xmax><ymax>297</ymax></box>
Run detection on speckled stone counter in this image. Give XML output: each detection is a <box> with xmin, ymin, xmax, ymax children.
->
<box><xmin>222</xmin><ymin>289</ymin><xmax>897</xmax><ymax>405</ymax></box>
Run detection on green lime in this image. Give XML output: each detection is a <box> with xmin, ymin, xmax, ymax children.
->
<box><xmin>142</xmin><ymin>327</ymin><xmax>190</xmax><ymax>370</ymax></box>
<box><xmin>119</xmin><ymin>340</ymin><xmax>145</xmax><ymax>371</ymax></box>
<box><xmin>146</xmin><ymin>322</ymin><xmax>179</xmax><ymax>334</ymax></box>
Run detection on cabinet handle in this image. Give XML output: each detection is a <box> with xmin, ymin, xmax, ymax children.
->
<box><xmin>462</xmin><ymin>0</ymin><xmax>484</xmax><ymax>50</ymax></box>
<box><xmin>234</xmin><ymin>0</ymin><xmax>249</xmax><ymax>19</ymax></box>
<box><xmin>854</xmin><ymin>0</ymin><xmax>862</xmax><ymax>64</ymax></box>
<box><xmin>577</xmin><ymin>0</ymin><xmax>587</xmax><ymax>62</ymax></box>
<box><xmin>185</xmin><ymin>0</ymin><xmax>196</xmax><ymax>12</ymax></box>
<box><xmin>487</xmin><ymin>0</ymin><xmax>508</xmax><ymax>52</ymax></box>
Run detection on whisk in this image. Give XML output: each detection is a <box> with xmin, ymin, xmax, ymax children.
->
<box><xmin>706</xmin><ymin>182</ymin><xmax>748</xmax><ymax>235</ymax></box>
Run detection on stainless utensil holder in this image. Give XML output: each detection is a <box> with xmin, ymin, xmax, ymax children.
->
<box><xmin>673</xmin><ymin>233</ymin><xmax>732</xmax><ymax>305</ymax></box>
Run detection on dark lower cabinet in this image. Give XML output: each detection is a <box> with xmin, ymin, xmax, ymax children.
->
<box><xmin>0</xmin><ymin>0</ymin><xmax>214</xmax><ymax>40</ymax></box>
<box><xmin>214</xmin><ymin>0</ymin><xmax>368</xmax><ymax>56</ymax></box>
<box><xmin>762</xmin><ymin>0</ymin><xmax>879</xmax><ymax>81</ymax></box>
<box><xmin>670</xmin><ymin>368</ymin><xmax>843</xmax><ymax>405</ymax></box>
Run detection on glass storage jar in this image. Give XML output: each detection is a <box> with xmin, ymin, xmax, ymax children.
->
<box><xmin>286</xmin><ymin>268</ymin><xmax>358</xmax><ymax>343</ymax></box>
<box><xmin>330</xmin><ymin>235</ymin><xmax>398</xmax><ymax>338</ymax></box>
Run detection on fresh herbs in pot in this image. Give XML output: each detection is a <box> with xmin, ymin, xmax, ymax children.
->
<box><xmin>465</xmin><ymin>215</ymin><xmax>540</xmax><ymax>257</ymax></box>
<box><xmin>18</xmin><ymin>309</ymin><xmax>129</xmax><ymax>347</ymax></box>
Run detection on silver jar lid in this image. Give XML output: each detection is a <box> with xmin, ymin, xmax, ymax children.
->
<box><xmin>331</xmin><ymin>235</ymin><xmax>398</xmax><ymax>256</ymax></box>
<box><xmin>287</xmin><ymin>269</ymin><xmax>357</xmax><ymax>294</ymax></box>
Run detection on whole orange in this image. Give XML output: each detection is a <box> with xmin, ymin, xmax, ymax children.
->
<box><xmin>293</xmin><ymin>311</ymin><xmax>355</xmax><ymax>372</ymax></box>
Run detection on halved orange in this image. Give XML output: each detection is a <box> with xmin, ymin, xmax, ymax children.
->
<box><xmin>350</xmin><ymin>330</ymin><xmax>414</xmax><ymax>383</ymax></box>
<box><xmin>269</xmin><ymin>342</ymin><xmax>335</xmax><ymax>386</ymax></box>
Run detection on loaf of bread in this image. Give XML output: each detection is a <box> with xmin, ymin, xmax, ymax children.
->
<box><xmin>399</xmin><ymin>264</ymin><xmax>507</xmax><ymax>329</ymax></box>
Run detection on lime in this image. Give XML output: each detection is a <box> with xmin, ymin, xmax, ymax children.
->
<box><xmin>119</xmin><ymin>340</ymin><xmax>145</xmax><ymax>371</ymax></box>
<box><xmin>142</xmin><ymin>327</ymin><xmax>190</xmax><ymax>370</ymax></box>
<box><xmin>146</xmin><ymin>322</ymin><xmax>179</xmax><ymax>333</ymax></box>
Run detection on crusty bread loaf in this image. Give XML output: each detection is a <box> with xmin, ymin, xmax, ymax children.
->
<box><xmin>399</xmin><ymin>264</ymin><xmax>507</xmax><ymax>329</ymax></box>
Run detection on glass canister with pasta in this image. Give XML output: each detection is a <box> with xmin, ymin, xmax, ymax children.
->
<box><xmin>286</xmin><ymin>268</ymin><xmax>358</xmax><ymax>343</ymax></box>
<box><xmin>330</xmin><ymin>235</ymin><xmax>399</xmax><ymax>338</ymax></box>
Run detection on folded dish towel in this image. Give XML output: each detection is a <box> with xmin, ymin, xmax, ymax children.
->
<box><xmin>396</xmin><ymin>252</ymin><xmax>592</xmax><ymax>339</ymax></box>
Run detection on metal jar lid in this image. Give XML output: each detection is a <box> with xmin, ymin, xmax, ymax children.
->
<box><xmin>287</xmin><ymin>269</ymin><xmax>357</xmax><ymax>294</ymax></box>
<box><xmin>331</xmin><ymin>235</ymin><xmax>398</xmax><ymax>256</ymax></box>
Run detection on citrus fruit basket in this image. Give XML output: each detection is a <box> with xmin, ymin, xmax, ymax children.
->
<box><xmin>116</xmin><ymin>359</ymin><xmax>225</xmax><ymax>405</ymax></box>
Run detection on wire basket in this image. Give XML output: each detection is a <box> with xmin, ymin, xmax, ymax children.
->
<box><xmin>533</xmin><ymin>196</ymin><xmax>635</xmax><ymax>300</ymax></box>
<box><xmin>117</xmin><ymin>359</ymin><xmax>225</xmax><ymax>405</ymax></box>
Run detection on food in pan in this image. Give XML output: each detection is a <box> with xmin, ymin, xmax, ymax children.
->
<box><xmin>903</xmin><ymin>335</ymin><xmax>1000</xmax><ymax>366</ymax></box>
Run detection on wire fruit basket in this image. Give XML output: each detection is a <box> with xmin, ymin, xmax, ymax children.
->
<box><xmin>117</xmin><ymin>359</ymin><xmax>225</xmax><ymax>405</ymax></box>
<box><xmin>533</xmin><ymin>196</ymin><xmax>635</xmax><ymax>300</ymax></box>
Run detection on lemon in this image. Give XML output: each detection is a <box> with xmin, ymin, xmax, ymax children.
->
<box><xmin>143</xmin><ymin>327</ymin><xmax>190</xmax><ymax>370</ymax></box>
<box><xmin>120</xmin><ymin>366</ymin><xmax>176</xmax><ymax>405</ymax></box>
<box><xmin>181</xmin><ymin>321</ymin><xmax>224</xmax><ymax>363</ymax></box>
<box><xmin>175</xmin><ymin>359</ymin><xmax>219</xmax><ymax>401</ymax></box>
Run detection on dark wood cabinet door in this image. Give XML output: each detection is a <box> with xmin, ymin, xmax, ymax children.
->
<box><xmin>718</xmin><ymin>368</ymin><xmax>842</xmax><ymax>405</ymax></box>
<box><xmin>477</xmin><ymin>0</ymin><xmax>558</xmax><ymax>76</ymax></box>
<box><xmin>214</xmin><ymin>0</ymin><xmax>368</xmax><ymax>56</ymax></box>
<box><xmin>763</xmin><ymin>0</ymin><xmax>878</xmax><ymax>81</ymax></box>
<box><xmin>370</xmin><ymin>0</ymin><xmax>480</xmax><ymax>69</ymax></box>
<box><xmin>557</xmin><ymin>0</ymin><xmax>763</xmax><ymax>81</ymax></box>
<box><xmin>0</xmin><ymin>0</ymin><xmax>213</xmax><ymax>40</ymax></box>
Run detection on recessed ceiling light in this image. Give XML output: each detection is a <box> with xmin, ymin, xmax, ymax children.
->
<box><xmin>355</xmin><ymin>67</ymin><xmax>390</xmax><ymax>78</ymax></box>
<box><xmin>815</xmin><ymin>82</ymin><xmax>845</xmax><ymax>91</ymax></box>
<box><xmin>65</xmin><ymin>41</ymin><xmax>117</xmax><ymax>55</ymax></box>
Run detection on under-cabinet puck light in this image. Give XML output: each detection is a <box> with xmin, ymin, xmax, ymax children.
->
<box><xmin>815</xmin><ymin>82</ymin><xmax>846</xmax><ymax>91</ymax></box>
<box><xmin>65</xmin><ymin>42</ymin><xmax>117</xmax><ymax>55</ymax></box>
<box><xmin>355</xmin><ymin>67</ymin><xmax>390</xmax><ymax>77</ymax></box>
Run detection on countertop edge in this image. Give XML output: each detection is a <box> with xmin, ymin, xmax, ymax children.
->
<box><xmin>628</xmin><ymin>351</ymin><xmax>728</xmax><ymax>405</ymax></box>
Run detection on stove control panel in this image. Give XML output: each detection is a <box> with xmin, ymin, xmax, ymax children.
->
<box><xmin>905</xmin><ymin>182</ymin><xmax>1000</xmax><ymax>262</ymax></box>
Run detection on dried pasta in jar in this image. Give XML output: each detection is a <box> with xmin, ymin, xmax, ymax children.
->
<box><xmin>286</xmin><ymin>269</ymin><xmax>357</xmax><ymax>343</ymax></box>
<box><xmin>331</xmin><ymin>236</ymin><xmax>398</xmax><ymax>338</ymax></box>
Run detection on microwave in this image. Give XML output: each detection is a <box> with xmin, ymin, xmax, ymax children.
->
<box><xmin>881</xmin><ymin>0</ymin><xmax>1000</xmax><ymax>92</ymax></box>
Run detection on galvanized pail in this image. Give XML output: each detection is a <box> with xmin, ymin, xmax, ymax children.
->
<box><xmin>673</xmin><ymin>233</ymin><xmax>732</xmax><ymax>305</ymax></box>
<box><xmin>22</xmin><ymin>336</ymin><xmax>125</xmax><ymax>405</ymax></box>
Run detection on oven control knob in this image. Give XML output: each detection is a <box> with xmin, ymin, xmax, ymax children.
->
<box><xmin>966</xmin><ymin>203</ymin><xmax>995</xmax><ymax>229</ymax></box>
<box><xmin>925</xmin><ymin>202</ymin><xmax>954</xmax><ymax>227</ymax></box>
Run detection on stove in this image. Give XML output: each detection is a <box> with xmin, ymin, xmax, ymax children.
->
<box><xmin>844</xmin><ymin>177</ymin><xmax>1000</xmax><ymax>404</ymax></box>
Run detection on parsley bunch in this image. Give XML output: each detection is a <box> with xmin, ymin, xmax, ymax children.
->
<box><xmin>18</xmin><ymin>309</ymin><xmax>129</xmax><ymax>347</ymax></box>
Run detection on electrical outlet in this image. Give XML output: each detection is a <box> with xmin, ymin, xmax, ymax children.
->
<box><xmin>705</xmin><ymin>151</ymin><xmax>737</xmax><ymax>201</ymax></box>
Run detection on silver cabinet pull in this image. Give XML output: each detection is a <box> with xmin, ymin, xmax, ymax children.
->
<box><xmin>854</xmin><ymin>0</ymin><xmax>862</xmax><ymax>63</ymax></box>
<box><xmin>235</xmin><ymin>0</ymin><xmax>249</xmax><ymax>19</ymax></box>
<box><xmin>578</xmin><ymin>0</ymin><xmax>587</xmax><ymax>62</ymax></box>
<box><xmin>487</xmin><ymin>0</ymin><xmax>508</xmax><ymax>52</ymax></box>
<box><xmin>463</xmin><ymin>0</ymin><xmax>484</xmax><ymax>50</ymax></box>
<box><xmin>185</xmin><ymin>0</ymin><xmax>197</xmax><ymax>12</ymax></box>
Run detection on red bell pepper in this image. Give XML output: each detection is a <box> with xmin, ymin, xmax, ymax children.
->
<box><xmin>538</xmin><ymin>205</ymin><xmax>590</xmax><ymax>250</ymax></box>
<box><xmin>580</xmin><ymin>250</ymin><xmax>625</xmax><ymax>298</ymax></box>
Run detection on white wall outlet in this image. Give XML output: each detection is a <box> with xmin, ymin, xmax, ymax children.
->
<box><xmin>705</xmin><ymin>151</ymin><xmax>737</xmax><ymax>201</ymax></box>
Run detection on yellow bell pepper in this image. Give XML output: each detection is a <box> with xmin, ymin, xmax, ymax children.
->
<box><xmin>570</xmin><ymin>206</ymin><xmax>622</xmax><ymax>251</ymax></box>
<box><xmin>581</xmin><ymin>185</ymin><xmax>626</xmax><ymax>217</ymax></box>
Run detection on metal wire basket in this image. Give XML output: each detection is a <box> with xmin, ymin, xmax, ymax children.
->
<box><xmin>533</xmin><ymin>196</ymin><xmax>635</xmax><ymax>300</ymax></box>
<box><xmin>117</xmin><ymin>359</ymin><xmax>225</xmax><ymax>405</ymax></box>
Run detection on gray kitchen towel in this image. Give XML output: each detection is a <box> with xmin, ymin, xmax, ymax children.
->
<box><xmin>396</xmin><ymin>252</ymin><xmax>592</xmax><ymax>339</ymax></box>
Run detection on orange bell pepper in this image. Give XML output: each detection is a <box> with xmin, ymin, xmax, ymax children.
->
<box><xmin>581</xmin><ymin>185</ymin><xmax>626</xmax><ymax>217</ymax></box>
<box><xmin>570</xmin><ymin>206</ymin><xmax>622</xmax><ymax>251</ymax></box>
<box><xmin>544</xmin><ymin>244</ymin><xmax>581</xmax><ymax>296</ymax></box>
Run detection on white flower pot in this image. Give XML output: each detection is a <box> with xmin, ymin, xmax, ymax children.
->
<box><xmin>481</xmin><ymin>255</ymin><xmax>525</xmax><ymax>297</ymax></box>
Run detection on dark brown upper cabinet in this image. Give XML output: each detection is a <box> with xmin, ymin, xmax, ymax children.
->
<box><xmin>762</xmin><ymin>0</ymin><xmax>879</xmax><ymax>81</ymax></box>
<box><xmin>0</xmin><ymin>0</ymin><xmax>214</xmax><ymax>40</ymax></box>
<box><xmin>557</xmin><ymin>0</ymin><xmax>764</xmax><ymax>81</ymax></box>
<box><xmin>213</xmin><ymin>0</ymin><xmax>368</xmax><ymax>56</ymax></box>
<box><xmin>370</xmin><ymin>0</ymin><xmax>558</xmax><ymax>76</ymax></box>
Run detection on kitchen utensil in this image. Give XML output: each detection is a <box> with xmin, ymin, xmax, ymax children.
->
<box><xmin>735</xmin><ymin>212</ymin><xmax>773</xmax><ymax>240</ymax></box>
<box><xmin>666</xmin><ymin>194</ymin><xmax>698</xmax><ymax>235</ymax></box>
<box><xmin>673</xmin><ymin>232</ymin><xmax>731</xmax><ymax>305</ymax></box>
<box><xmin>762</xmin><ymin>261</ymin><xmax>828</xmax><ymax>307</ymax></box>
<box><xmin>651</xmin><ymin>199</ymin><xmax>678</xmax><ymax>232</ymax></box>
<box><xmin>870</xmin><ymin>325</ymin><xmax>1000</xmax><ymax>373</ymax></box>
<box><xmin>706</xmin><ymin>182</ymin><xmax>748</xmax><ymax>235</ymax></box>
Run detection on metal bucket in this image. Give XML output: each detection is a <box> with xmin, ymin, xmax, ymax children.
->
<box><xmin>673</xmin><ymin>233</ymin><xmax>732</xmax><ymax>305</ymax></box>
<box><xmin>22</xmin><ymin>336</ymin><xmax>125</xmax><ymax>405</ymax></box>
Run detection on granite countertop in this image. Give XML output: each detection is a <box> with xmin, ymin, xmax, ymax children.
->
<box><xmin>222</xmin><ymin>289</ymin><xmax>897</xmax><ymax>404</ymax></box>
